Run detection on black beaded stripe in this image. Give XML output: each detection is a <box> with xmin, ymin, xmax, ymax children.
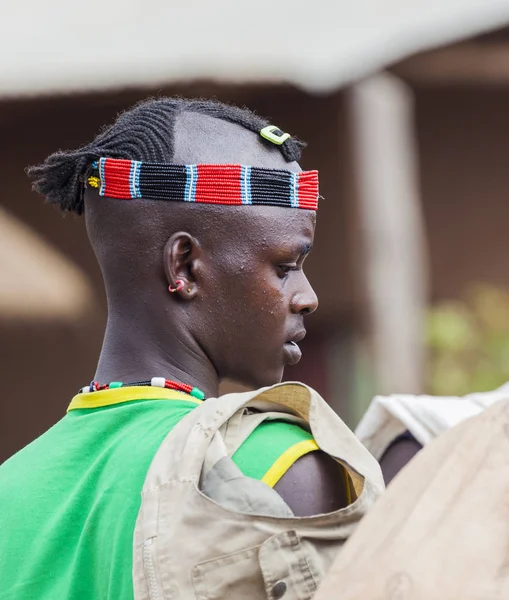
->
<box><xmin>138</xmin><ymin>163</ymin><xmax>187</xmax><ymax>201</ymax></box>
<box><xmin>250</xmin><ymin>168</ymin><xmax>293</xmax><ymax>206</ymax></box>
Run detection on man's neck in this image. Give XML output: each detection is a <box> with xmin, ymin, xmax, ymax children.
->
<box><xmin>93</xmin><ymin>313</ymin><xmax>219</xmax><ymax>398</ymax></box>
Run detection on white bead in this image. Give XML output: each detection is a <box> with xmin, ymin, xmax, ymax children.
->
<box><xmin>80</xmin><ymin>386</ymin><xmax>90</xmax><ymax>394</ymax></box>
<box><xmin>151</xmin><ymin>377</ymin><xmax>166</xmax><ymax>388</ymax></box>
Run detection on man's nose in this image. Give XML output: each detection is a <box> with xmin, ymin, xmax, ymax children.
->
<box><xmin>291</xmin><ymin>274</ymin><xmax>318</xmax><ymax>315</ymax></box>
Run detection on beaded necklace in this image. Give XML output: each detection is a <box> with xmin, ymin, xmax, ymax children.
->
<box><xmin>78</xmin><ymin>377</ymin><xmax>205</xmax><ymax>400</ymax></box>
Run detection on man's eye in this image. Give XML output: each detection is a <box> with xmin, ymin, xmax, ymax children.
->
<box><xmin>278</xmin><ymin>264</ymin><xmax>298</xmax><ymax>278</ymax></box>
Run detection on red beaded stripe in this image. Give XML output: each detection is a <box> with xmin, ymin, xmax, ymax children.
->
<box><xmin>91</xmin><ymin>381</ymin><xmax>108</xmax><ymax>391</ymax></box>
<box><xmin>296</xmin><ymin>171</ymin><xmax>319</xmax><ymax>210</ymax></box>
<box><xmin>195</xmin><ymin>164</ymin><xmax>243</xmax><ymax>204</ymax></box>
<box><xmin>102</xmin><ymin>158</ymin><xmax>133</xmax><ymax>199</ymax></box>
<box><xmin>164</xmin><ymin>380</ymin><xmax>194</xmax><ymax>393</ymax></box>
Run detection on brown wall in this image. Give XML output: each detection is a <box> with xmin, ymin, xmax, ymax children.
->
<box><xmin>416</xmin><ymin>86</ymin><xmax>509</xmax><ymax>299</ymax></box>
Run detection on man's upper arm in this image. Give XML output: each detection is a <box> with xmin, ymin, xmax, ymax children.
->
<box><xmin>274</xmin><ymin>451</ymin><xmax>349</xmax><ymax>517</ymax></box>
<box><xmin>379</xmin><ymin>431</ymin><xmax>422</xmax><ymax>484</ymax></box>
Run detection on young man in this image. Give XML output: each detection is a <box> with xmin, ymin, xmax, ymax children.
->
<box><xmin>0</xmin><ymin>98</ymin><xmax>382</xmax><ymax>599</ymax></box>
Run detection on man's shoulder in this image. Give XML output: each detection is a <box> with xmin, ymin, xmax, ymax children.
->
<box><xmin>232</xmin><ymin>419</ymin><xmax>316</xmax><ymax>486</ymax></box>
<box><xmin>274</xmin><ymin>451</ymin><xmax>351</xmax><ymax>516</ymax></box>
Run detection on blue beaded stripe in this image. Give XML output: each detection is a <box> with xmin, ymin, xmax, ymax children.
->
<box><xmin>241</xmin><ymin>165</ymin><xmax>252</xmax><ymax>205</ymax></box>
<box><xmin>130</xmin><ymin>160</ymin><xmax>143</xmax><ymax>198</ymax></box>
<box><xmin>185</xmin><ymin>165</ymin><xmax>198</xmax><ymax>202</ymax></box>
<box><xmin>99</xmin><ymin>158</ymin><xmax>106</xmax><ymax>197</ymax></box>
<box><xmin>290</xmin><ymin>172</ymin><xmax>299</xmax><ymax>208</ymax></box>
<box><xmin>136</xmin><ymin>161</ymin><xmax>142</xmax><ymax>198</ymax></box>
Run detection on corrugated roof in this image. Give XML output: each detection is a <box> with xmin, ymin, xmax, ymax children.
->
<box><xmin>2</xmin><ymin>0</ymin><xmax>509</xmax><ymax>97</ymax></box>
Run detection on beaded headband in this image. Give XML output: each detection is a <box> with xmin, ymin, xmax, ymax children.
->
<box><xmin>87</xmin><ymin>157</ymin><xmax>319</xmax><ymax>210</ymax></box>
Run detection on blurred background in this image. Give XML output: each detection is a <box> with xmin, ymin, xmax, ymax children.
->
<box><xmin>3</xmin><ymin>0</ymin><xmax>509</xmax><ymax>461</ymax></box>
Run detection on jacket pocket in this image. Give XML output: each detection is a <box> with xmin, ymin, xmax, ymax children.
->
<box><xmin>192</xmin><ymin>531</ymin><xmax>319</xmax><ymax>600</ymax></box>
<box><xmin>192</xmin><ymin>545</ymin><xmax>266</xmax><ymax>600</ymax></box>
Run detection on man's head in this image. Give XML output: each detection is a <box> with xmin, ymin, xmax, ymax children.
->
<box><xmin>28</xmin><ymin>98</ymin><xmax>318</xmax><ymax>389</ymax></box>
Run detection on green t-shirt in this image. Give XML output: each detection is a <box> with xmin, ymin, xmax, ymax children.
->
<box><xmin>0</xmin><ymin>387</ymin><xmax>316</xmax><ymax>600</ymax></box>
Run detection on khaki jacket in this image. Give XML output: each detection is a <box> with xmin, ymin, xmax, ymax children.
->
<box><xmin>314</xmin><ymin>395</ymin><xmax>509</xmax><ymax>600</ymax></box>
<box><xmin>133</xmin><ymin>382</ymin><xmax>384</xmax><ymax>600</ymax></box>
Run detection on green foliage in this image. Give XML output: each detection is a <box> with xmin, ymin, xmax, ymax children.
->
<box><xmin>426</xmin><ymin>284</ymin><xmax>509</xmax><ymax>395</ymax></box>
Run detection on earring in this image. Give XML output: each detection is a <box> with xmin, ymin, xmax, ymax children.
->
<box><xmin>168</xmin><ymin>280</ymin><xmax>185</xmax><ymax>293</ymax></box>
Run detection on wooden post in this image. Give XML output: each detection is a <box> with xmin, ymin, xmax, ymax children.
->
<box><xmin>347</xmin><ymin>72</ymin><xmax>428</xmax><ymax>395</ymax></box>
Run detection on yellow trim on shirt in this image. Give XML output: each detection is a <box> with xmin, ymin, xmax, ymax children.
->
<box><xmin>344</xmin><ymin>469</ymin><xmax>353</xmax><ymax>505</ymax></box>
<box><xmin>261</xmin><ymin>439</ymin><xmax>319</xmax><ymax>488</ymax></box>
<box><xmin>261</xmin><ymin>439</ymin><xmax>357</xmax><ymax>505</ymax></box>
<box><xmin>67</xmin><ymin>386</ymin><xmax>201</xmax><ymax>412</ymax></box>
<box><xmin>68</xmin><ymin>389</ymin><xmax>357</xmax><ymax>505</ymax></box>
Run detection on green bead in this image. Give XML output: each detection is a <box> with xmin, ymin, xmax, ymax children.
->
<box><xmin>109</xmin><ymin>382</ymin><xmax>123</xmax><ymax>389</ymax></box>
<box><xmin>190</xmin><ymin>387</ymin><xmax>205</xmax><ymax>400</ymax></box>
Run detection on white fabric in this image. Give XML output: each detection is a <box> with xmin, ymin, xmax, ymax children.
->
<box><xmin>3</xmin><ymin>0</ymin><xmax>509</xmax><ymax>97</ymax></box>
<box><xmin>355</xmin><ymin>382</ymin><xmax>509</xmax><ymax>459</ymax></box>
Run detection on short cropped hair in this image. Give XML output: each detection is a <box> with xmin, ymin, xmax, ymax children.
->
<box><xmin>27</xmin><ymin>97</ymin><xmax>306</xmax><ymax>215</ymax></box>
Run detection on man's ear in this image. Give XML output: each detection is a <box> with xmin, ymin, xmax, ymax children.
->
<box><xmin>163</xmin><ymin>232</ymin><xmax>201</xmax><ymax>299</ymax></box>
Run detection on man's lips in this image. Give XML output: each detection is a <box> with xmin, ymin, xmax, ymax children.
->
<box><xmin>283</xmin><ymin>330</ymin><xmax>306</xmax><ymax>366</ymax></box>
<box><xmin>285</xmin><ymin>330</ymin><xmax>306</xmax><ymax>345</ymax></box>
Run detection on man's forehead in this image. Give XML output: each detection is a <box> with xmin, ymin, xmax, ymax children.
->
<box><xmin>221</xmin><ymin>205</ymin><xmax>315</xmax><ymax>244</ymax></box>
<box><xmin>173</xmin><ymin>111</ymin><xmax>301</xmax><ymax>172</ymax></box>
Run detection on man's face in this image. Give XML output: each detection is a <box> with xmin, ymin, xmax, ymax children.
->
<box><xmin>171</xmin><ymin>109</ymin><xmax>318</xmax><ymax>388</ymax></box>
<box><xmin>197</xmin><ymin>206</ymin><xmax>318</xmax><ymax>388</ymax></box>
